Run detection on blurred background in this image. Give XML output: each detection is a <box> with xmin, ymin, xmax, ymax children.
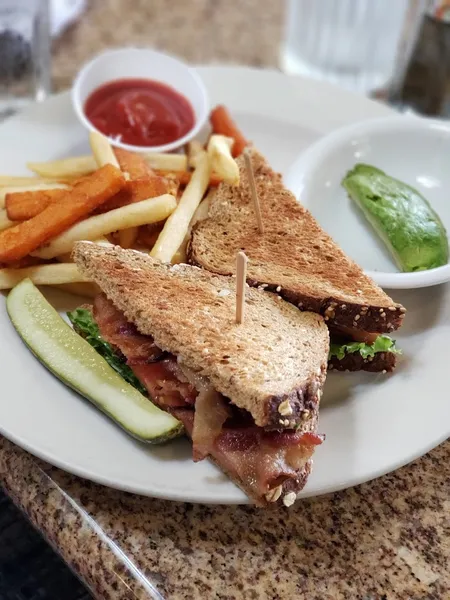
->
<box><xmin>1</xmin><ymin>0</ymin><xmax>449</xmax><ymax>598</ymax></box>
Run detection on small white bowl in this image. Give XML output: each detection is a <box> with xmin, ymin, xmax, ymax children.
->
<box><xmin>71</xmin><ymin>47</ymin><xmax>209</xmax><ymax>154</ymax></box>
<box><xmin>285</xmin><ymin>114</ymin><xmax>450</xmax><ymax>289</ymax></box>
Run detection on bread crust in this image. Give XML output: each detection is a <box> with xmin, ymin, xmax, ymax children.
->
<box><xmin>328</xmin><ymin>350</ymin><xmax>397</xmax><ymax>373</ymax></box>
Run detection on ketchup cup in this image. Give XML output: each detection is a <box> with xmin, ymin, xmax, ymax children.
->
<box><xmin>71</xmin><ymin>47</ymin><xmax>209</xmax><ymax>154</ymax></box>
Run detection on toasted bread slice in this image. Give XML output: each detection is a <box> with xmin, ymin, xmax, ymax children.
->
<box><xmin>329</xmin><ymin>351</ymin><xmax>397</xmax><ymax>373</ymax></box>
<box><xmin>188</xmin><ymin>148</ymin><xmax>406</xmax><ymax>334</ymax></box>
<box><xmin>73</xmin><ymin>242</ymin><xmax>329</xmax><ymax>429</ymax></box>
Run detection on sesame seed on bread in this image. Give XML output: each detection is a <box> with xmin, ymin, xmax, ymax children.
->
<box><xmin>188</xmin><ymin>148</ymin><xmax>406</xmax><ymax>334</ymax></box>
<box><xmin>72</xmin><ymin>242</ymin><xmax>330</xmax><ymax>429</ymax></box>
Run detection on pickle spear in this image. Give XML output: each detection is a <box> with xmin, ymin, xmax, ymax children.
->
<box><xmin>342</xmin><ymin>164</ymin><xmax>449</xmax><ymax>272</ymax></box>
<box><xmin>7</xmin><ymin>279</ymin><xmax>183</xmax><ymax>443</ymax></box>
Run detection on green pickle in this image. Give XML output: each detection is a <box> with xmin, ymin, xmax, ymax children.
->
<box><xmin>342</xmin><ymin>164</ymin><xmax>449</xmax><ymax>272</ymax></box>
<box><xmin>7</xmin><ymin>279</ymin><xmax>183</xmax><ymax>443</ymax></box>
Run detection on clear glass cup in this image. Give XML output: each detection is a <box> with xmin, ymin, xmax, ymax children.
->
<box><xmin>0</xmin><ymin>0</ymin><xmax>51</xmax><ymax>119</ymax></box>
<box><xmin>280</xmin><ymin>0</ymin><xmax>428</xmax><ymax>98</ymax></box>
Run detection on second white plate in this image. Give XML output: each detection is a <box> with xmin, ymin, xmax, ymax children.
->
<box><xmin>286</xmin><ymin>115</ymin><xmax>450</xmax><ymax>289</ymax></box>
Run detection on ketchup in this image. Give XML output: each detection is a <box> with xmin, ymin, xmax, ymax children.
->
<box><xmin>84</xmin><ymin>78</ymin><xmax>195</xmax><ymax>147</ymax></box>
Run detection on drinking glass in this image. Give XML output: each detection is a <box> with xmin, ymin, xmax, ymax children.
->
<box><xmin>0</xmin><ymin>0</ymin><xmax>51</xmax><ymax>118</ymax></box>
<box><xmin>280</xmin><ymin>0</ymin><xmax>428</xmax><ymax>98</ymax></box>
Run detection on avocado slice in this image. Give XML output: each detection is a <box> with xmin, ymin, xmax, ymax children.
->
<box><xmin>342</xmin><ymin>163</ymin><xmax>449</xmax><ymax>272</ymax></box>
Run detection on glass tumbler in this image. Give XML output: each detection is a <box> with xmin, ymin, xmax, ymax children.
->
<box><xmin>0</xmin><ymin>0</ymin><xmax>51</xmax><ymax>118</ymax></box>
<box><xmin>280</xmin><ymin>0</ymin><xmax>428</xmax><ymax>98</ymax></box>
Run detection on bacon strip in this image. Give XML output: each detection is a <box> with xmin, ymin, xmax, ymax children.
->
<box><xmin>93</xmin><ymin>294</ymin><xmax>324</xmax><ymax>502</ymax></box>
<box><xmin>192</xmin><ymin>387</ymin><xmax>231</xmax><ymax>461</ymax></box>
<box><xmin>94</xmin><ymin>294</ymin><xmax>164</xmax><ymax>363</ymax></box>
<box><xmin>330</xmin><ymin>324</ymin><xmax>379</xmax><ymax>344</ymax></box>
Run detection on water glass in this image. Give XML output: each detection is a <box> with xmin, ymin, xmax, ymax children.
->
<box><xmin>0</xmin><ymin>0</ymin><xmax>51</xmax><ymax>118</ymax></box>
<box><xmin>280</xmin><ymin>0</ymin><xmax>428</xmax><ymax>97</ymax></box>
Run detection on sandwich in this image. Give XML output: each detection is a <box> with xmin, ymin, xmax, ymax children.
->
<box><xmin>188</xmin><ymin>148</ymin><xmax>406</xmax><ymax>372</ymax></box>
<box><xmin>72</xmin><ymin>242</ymin><xmax>330</xmax><ymax>507</ymax></box>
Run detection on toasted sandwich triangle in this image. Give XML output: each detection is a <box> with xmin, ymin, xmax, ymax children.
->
<box><xmin>188</xmin><ymin>148</ymin><xmax>405</xmax><ymax>334</ymax></box>
<box><xmin>73</xmin><ymin>242</ymin><xmax>329</xmax><ymax>429</ymax></box>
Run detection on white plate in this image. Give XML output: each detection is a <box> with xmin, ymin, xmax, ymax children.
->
<box><xmin>0</xmin><ymin>67</ymin><xmax>449</xmax><ymax>504</ymax></box>
<box><xmin>286</xmin><ymin>115</ymin><xmax>450</xmax><ymax>289</ymax></box>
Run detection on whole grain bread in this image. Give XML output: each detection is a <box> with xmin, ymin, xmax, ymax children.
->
<box><xmin>73</xmin><ymin>242</ymin><xmax>329</xmax><ymax>429</ymax></box>
<box><xmin>188</xmin><ymin>148</ymin><xmax>406</xmax><ymax>334</ymax></box>
<box><xmin>328</xmin><ymin>350</ymin><xmax>397</xmax><ymax>373</ymax></box>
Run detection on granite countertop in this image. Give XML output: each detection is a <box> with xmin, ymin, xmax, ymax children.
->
<box><xmin>1</xmin><ymin>1</ymin><xmax>449</xmax><ymax>598</ymax></box>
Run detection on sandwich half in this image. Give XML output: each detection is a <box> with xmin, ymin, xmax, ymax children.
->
<box><xmin>73</xmin><ymin>242</ymin><xmax>330</xmax><ymax>507</ymax></box>
<box><xmin>188</xmin><ymin>148</ymin><xmax>406</xmax><ymax>372</ymax></box>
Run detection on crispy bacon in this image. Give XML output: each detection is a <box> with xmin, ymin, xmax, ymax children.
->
<box><xmin>215</xmin><ymin>427</ymin><xmax>323</xmax><ymax>496</ymax></box>
<box><xmin>93</xmin><ymin>294</ymin><xmax>324</xmax><ymax>502</ymax></box>
<box><xmin>94</xmin><ymin>294</ymin><xmax>197</xmax><ymax>408</ymax></box>
<box><xmin>330</xmin><ymin>324</ymin><xmax>378</xmax><ymax>344</ymax></box>
<box><xmin>94</xmin><ymin>294</ymin><xmax>164</xmax><ymax>363</ymax></box>
<box><xmin>192</xmin><ymin>387</ymin><xmax>231</xmax><ymax>461</ymax></box>
<box><xmin>132</xmin><ymin>361</ymin><xmax>197</xmax><ymax>408</ymax></box>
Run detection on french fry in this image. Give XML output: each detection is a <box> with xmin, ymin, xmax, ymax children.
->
<box><xmin>100</xmin><ymin>173</ymin><xmax>176</xmax><ymax>213</ymax></box>
<box><xmin>172</xmin><ymin>244</ymin><xmax>187</xmax><ymax>264</ymax></box>
<box><xmin>187</xmin><ymin>140</ymin><xmax>206</xmax><ymax>168</ymax></box>
<box><xmin>89</xmin><ymin>131</ymin><xmax>121</xmax><ymax>170</ymax></box>
<box><xmin>145</xmin><ymin>152</ymin><xmax>188</xmax><ymax>172</ymax></box>
<box><xmin>210</xmin><ymin>105</ymin><xmax>248</xmax><ymax>157</ymax></box>
<box><xmin>0</xmin><ymin>165</ymin><xmax>125</xmax><ymax>263</ymax></box>
<box><xmin>156</xmin><ymin>170</ymin><xmax>222</xmax><ymax>187</ymax></box>
<box><xmin>207</xmin><ymin>135</ymin><xmax>240</xmax><ymax>185</ymax></box>
<box><xmin>27</xmin><ymin>156</ymin><xmax>97</xmax><ymax>179</ymax></box>
<box><xmin>190</xmin><ymin>189</ymin><xmax>214</xmax><ymax>230</ymax></box>
<box><xmin>0</xmin><ymin>263</ymin><xmax>90</xmax><ymax>290</ymax></box>
<box><xmin>56</xmin><ymin>282</ymin><xmax>101</xmax><ymax>298</ymax></box>
<box><xmin>56</xmin><ymin>237</ymin><xmax>112</xmax><ymax>263</ymax></box>
<box><xmin>32</xmin><ymin>194</ymin><xmax>176</xmax><ymax>260</ymax></box>
<box><xmin>151</xmin><ymin>154</ymin><xmax>211</xmax><ymax>262</ymax></box>
<box><xmin>27</xmin><ymin>153</ymin><xmax>187</xmax><ymax>179</ymax></box>
<box><xmin>5</xmin><ymin>188</ymin><xmax>69</xmax><ymax>221</ymax></box>
<box><xmin>0</xmin><ymin>210</ymin><xmax>15</xmax><ymax>232</ymax></box>
<box><xmin>0</xmin><ymin>176</ymin><xmax>69</xmax><ymax>187</ymax></box>
<box><xmin>0</xmin><ymin>182</ymin><xmax>69</xmax><ymax>209</ymax></box>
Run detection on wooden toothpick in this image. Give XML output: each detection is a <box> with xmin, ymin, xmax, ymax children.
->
<box><xmin>243</xmin><ymin>149</ymin><xmax>264</xmax><ymax>234</ymax></box>
<box><xmin>235</xmin><ymin>251</ymin><xmax>248</xmax><ymax>324</ymax></box>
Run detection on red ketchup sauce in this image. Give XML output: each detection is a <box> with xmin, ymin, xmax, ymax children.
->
<box><xmin>84</xmin><ymin>78</ymin><xmax>195</xmax><ymax>147</ymax></box>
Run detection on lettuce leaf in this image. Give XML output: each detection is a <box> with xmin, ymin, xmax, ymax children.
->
<box><xmin>67</xmin><ymin>308</ymin><xmax>148</xmax><ymax>396</ymax></box>
<box><xmin>329</xmin><ymin>334</ymin><xmax>400</xmax><ymax>361</ymax></box>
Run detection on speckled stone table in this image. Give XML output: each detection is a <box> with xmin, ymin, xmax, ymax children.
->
<box><xmin>1</xmin><ymin>1</ymin><xmax>449</xmax><ymax>599</ymax></box>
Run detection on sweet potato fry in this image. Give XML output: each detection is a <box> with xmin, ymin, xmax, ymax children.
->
<box><xmin>5</xmin><ymin>188</ymin><xmax>67</xmax><ymax>221</ymax></box>
<box><xmin>209</xmin><ymin>105</ymin><xmax>248</xmax><ymax>157</ymax></box>
<box><xmin>100</xmin><ymin>173</ymin><xmax>176</xmax><ymax>212</ymax></box>
<box><xmin>0</xmin><ymin>164</ymin><xmax>125</xmax><ymax>263</ymax></box>
<box><xmin>0</xmin><ymin>210</ymin><xmax>15</xmax><ymax>232</ymax></box>
<box><xmin>32</xmin><ymin>194</ymin><xmax>176</xmax><ymax>259</ymax></box>
<box><xmin>114</xmin><ymin>147</ymin><xmax>155</xmax><ymax>180</ymax></box>
<box><xmin>157</xmin><ymin>170</ymin><xmax>222</xmax><ymax>187</ymax></box>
